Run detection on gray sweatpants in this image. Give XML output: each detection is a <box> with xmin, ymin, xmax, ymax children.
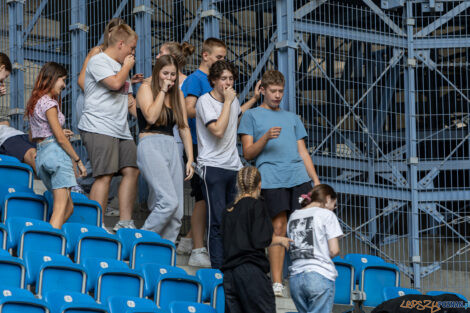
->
<box><xmin>137</xmin><ymin>134</ymin><xmax>184</xmax><ymax>243</ymax></box>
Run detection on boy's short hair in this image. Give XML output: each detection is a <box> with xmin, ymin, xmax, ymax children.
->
<box><xmin>0</xmin><ymin>52</ymin><xmax>12</xmax><ymax>72</ymax></box>
<box><xmin>260</xmin><ymin>70</ymin><xmax>285</xmax><ymax>88</ymax></box>
<box><xmin>108</xmin><ymin>24</ymin><xmax>138</xmax><ymax>46</ymax></box>
<box><xmin>202</xmin><ymin>37</ymin><xmax>226</xmax><ymax>55</ymax></box>
<box><xmin>208</xmin><ymin>60</ymin><xmax>238</xmax><ymax>87</ymax></box>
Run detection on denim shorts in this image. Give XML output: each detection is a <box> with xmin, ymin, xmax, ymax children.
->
<box><xmin>35</xmin><ymin>137</ymin><xmax>77</xmax><ymax>190</ymax></box>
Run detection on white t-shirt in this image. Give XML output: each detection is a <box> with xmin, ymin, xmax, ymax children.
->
<box><xmin>195</xmin><ymin>92</ymin><xmax>242</xmax><ymax>171</ymax></box>
<box><xmin>78</xmin><ymin>52</ymin><xmax>133</xmax><ymax>140</ymax></box>
<box><xmin>0</xmin><ymin>125</ymin><xmax>24</xmax><ymax>147</ymax></box>
<box><xmin>287</xmin><ymin>206</ymin><xmax>344</xmax><ymax>281</ymax></box>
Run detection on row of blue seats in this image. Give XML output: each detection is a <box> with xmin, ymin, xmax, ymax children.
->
<box><xmin>0</xmin><ymin>220</ymin><xmax>175</xmax><ymax>266</ymax></box>
<box><xmin>0</xmin><ymin>252</ymin><xmax>224</xmax><ymax>311</ymax></box>
<box><xmin>0</xmin><ymin>288</ymin><xmax>218</xmax><ymax>313</ymax></box>
<box><xmin>0</xmin><ymin>185</ymin><xmax>102</xmax><ymax>226</ymax></box>
<box><xmin>333</xmin><ymin>254</ymin><xmax>467</xmax><ymax>307</ymax></box>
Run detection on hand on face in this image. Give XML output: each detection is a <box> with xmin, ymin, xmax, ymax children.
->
<box><xmin>223</xmin><ymin>86</ymin><xmax>236</xmax><ymax>104</ymax></box>
<box><xmin>123</xmin><ymin>54</ymin><xmax>135</xmax><ymax>68</ymax></box>
<box><xmin>131</xmin><ymin>73</ymin><xmax>144</xmax><ymax>84</ymax></box>
<box><xmin>0</xmin><ymin>82</ymin><xmax>6</xmax><ymax>96</ymax></box>
<box><xmin>161</xmin><ymin>79</ymin><xmax>174</xmax><ymax>92</ymax></box>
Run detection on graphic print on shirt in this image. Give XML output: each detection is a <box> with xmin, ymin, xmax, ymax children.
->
<box><xmin>118</xmin><ymin>81</ymin><xmax>130</xmax><ymax>95</ymax></box>
<box><xmin>289</xmin><ymin>216</ymin><xmax>314</xmax><ymax>261</ymax></box>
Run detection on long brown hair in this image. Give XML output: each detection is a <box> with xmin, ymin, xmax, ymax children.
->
<box><xmin>0</xmin><ymin>52</ymin><xmax>12</xmax><ymax>72</ymax></box>
<box><xmin>26</xmin><ymin>62</ymin><xmax>67</xmax><ymax>117</ymax></box>
<box><xmin>234</xmin><ymin>166</ymin><xmax>261</xmax><ymax>203</ymax></box>
<box><xmin>101</xmin><ymin>18</ymin><xmax>125</xmax><ymax>50</ymax></box>
<box><xmin>300</xmin><ymin>184</ymin><xmax>337</xmax><ymax>208</ymax></box>
<box><xmin>150</xmin><ymin>55</ymin><xmax>185</xmax><ymax>128</ymax></box>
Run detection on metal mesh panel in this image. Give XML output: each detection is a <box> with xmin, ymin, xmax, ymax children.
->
<box><xmin>0</xmin><ymin>0</ymin><xmax>469</xmax><ymax>296</ymax></box>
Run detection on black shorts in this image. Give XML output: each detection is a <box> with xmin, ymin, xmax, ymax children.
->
<box><xmin>183</xmin><ymin>143</ymin><xmax>204</xmax><ymax>202</ymax></box>
<box><xmin>0</xmin><ymin>134</ymin><xmax>36</xmax><ymax>162</ymax></box>
<box><xmin>261</xmin><ymin>181</ymin><xmax>312</xmax><ymax>218</ymax></box>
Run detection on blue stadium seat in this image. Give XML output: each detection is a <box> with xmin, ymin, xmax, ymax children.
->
<box><xmin>0</xmin><ymin>223</ymin><xmax>7</xmax><ymax>250</ymax></box>
<box><xmin>0</xmin><ymin>185</ymin><xmax>48</xmax><ymax>222</ymax></box>
<box><xmin>25</xmin><ymin>251</ymin><xmax>87</xmax><ymax>297</ymax></box>
<box><xmin>0</xmin><ymin>254</ymin><xmax>25</xmax><ymax>288</ymax></box>
<box><xmin>116</xmin><ymin>228</ymin><xmax>161</xmax><ymax>260</ymax></box>
<box><xmin>383</xmin><ymin>287</ymin><xmax>421</xmax><ymax>300</ymax></box>
<box><xmin>426</xmin><ymin>291</ymin><xmax>468</xmax><ymax>302</ymax></box>
<box><xmin>0</xmin><ymin>286</ymin><xmax>34</xmax><ymax>299</ymax></box>
<box><xmin>344</xmin><ymin>253</ymin><xmax>385</xmax><ymax>284</ymax></box>
<box><xmin>154</xmin><ymin>271</ymin><xmax>202</xmax><ymax>311</ymax></box>
<box><xmin>6</xmin><ymin>217</ymin><xmax>66</xmax><ymax>258</ymax></box>
<box><xmin>44</xmin><ymin>192</ymin><xmax>102</xmax><ymax>227</ymax></box>
<box><xmin>0</xmin><ymin>289</ymin><xmax>49</xmax><ymax>312</ymax></box>
<box><xmin>140</xmin><ymin>263</ymin><xmax>186</xmax><ymax>298</ymax></box>
<box><xmin>359</xmin><ymin>260</ymin><xmax>400</xmax><ymax>307</ymax></box>
<box><xmin>333</xmin><ymin>257</ymin><xmax>355</xmax><ymax>305</ymax></box>
<box><xmin>196</xmin><ymin>269</ymin><xmax>223</xmax><ymax>302</ymax></box>
<box><xmin>44</xmin><ymin>291</ymin><xmax>107</xmax><ymax>313</ymax></box>
<box><xmin>170</xmin><ymin>302</ymin><xmax>216</xmax><ymax>313</ymax></box>
<box><xmin>117</xmin><ymin>228</ymin><xmax>175</xmax><ymax>269</ymax></box>
<box><xmin>0</xmin><ymin>154</ymin><xmax>20</xmax><ymax>163</ymax></box>
<box><xmin>0</xmin><ymin>161</ymin><xmax>34</xmax><ymax>189</ymax></box>
<box><xmin>63</xmin><ymin>223</ymin><xmax>122</xmax><ymax>263</ymax></box>
<box><xmin>210</xmin><ymin>280</ymin><xmax>224</xmax><ymax>313</ymax></box>
<box><xmin>83</xmin><ymin>257</ymin><xmax>144</xmax><ymax>304</ymax></box>
<box><xmin>108</xmin><ymin>296</ymin><xmax>162</xmax><ymax>313</ymax></box>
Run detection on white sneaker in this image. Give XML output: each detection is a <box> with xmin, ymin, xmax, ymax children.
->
<box><xmin>272</xmin><ymin>283</ymin><xmax>286</xmax><ymax>297</ymax></box>
<box><xmin>176</xmin><ymin>237</ymin><xmax>193</xmax><ymax>255</ymax></box>
<box><xmin>113</xmin><ymin>220</ymin><xmax>136</xmax><ymax>232</ymax></box>
<box><xmin>188</xmin><ymin>247</ymin><xmax>211</xmax><ymax>268</ymax></box>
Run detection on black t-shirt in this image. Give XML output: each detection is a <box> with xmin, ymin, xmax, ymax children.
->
<box><xmin>221</xmin><ymin>197</ymin><xmax>273</xmax><ymax>273</ymax></box>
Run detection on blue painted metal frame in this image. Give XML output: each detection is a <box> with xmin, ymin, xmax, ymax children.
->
<box><xmin>134</xmin><ymin>0</ymin><xmax>153</xmax><ymax>79</ymax></box>
<box><xmin>202</xmin><ymin>0</ymin><xmax>220</xmax><ymax>39</ymax></box>
<box><xmin>7</xmin><ymin>0</ymin><xmax>25</xmax><ymax>131</ymax></box>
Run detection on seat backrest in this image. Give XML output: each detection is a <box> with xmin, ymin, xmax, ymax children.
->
<box><xmin>361</xmin><ymin>261</ymin><xmax>400</xmax><ymax>307</ymax></box>
<box><xmin>344</xmin><ymin>253</ymin><xmax>385</xmax><ymax>284</ymax></box>
<box><xmin>44</xmin><ymin>290</ymin><xmax>106</xmax><ymax>313</ymax></box>
<box><xmin>0</xmin><ymin>223</ymin><xmax>7</xmax><ymax>250</ymax></box>
<box><xmin>25</xmin><ymin>251</ymin><xmax>87</xmax><ymax>297</ymax></box>
<box><xmin>83</xmin><ymin>257</ymin><xmax>128</xmax><ymax>292</ymax></box>
<box><xmin>156</xmin><ymin>273</ymin><xmax>202</xmax><ymax>311</ymax></box>
<box><xmin>0</xmin><ymin>162</ymin><xmax>34</xmax><ymax>189</ymax></box>
<box><xmin>7</xmin><ymin>217</ymin><xmax>66</xmax><ymax>257</ymax></box>
<box><xmin>76</xmin><ymin>231</ymin><xmax>122</xmax><ymax>264</ymax></box>
<box><xmin>131</xmin><ymin>237</ymin><xmax>176</xmax><ymax>270</ymax></box>
<box><xmin>196</xmin><ymin>269</ymin><xmax>223</xmax><ymax>302</ymax></box>
<box><xmin>116</xmin><ymin>228</ymin><xmax>161</xmax><ymax>261</ymax></box>
<box><xmin>47</xmin><ymin>192</ymin><xmax>102</xmax><ymax>227</ymax></box>
<box><xmin>96</xmin><ymin>268</ymin><xmax>144</xmax><ymax>304</ymax></box>
<box><xmin>0</xmin><ymin>254</ymin><xmax>25</xmax><ymax>288</ymax></box>
<box><xmin>0</xmin><ymin>295</ymin><xmax>48</xmax><ymax>313</ymax></box>
<box><xmin>383</xmin><ymin>287</ymin><xmax>421</xmax><ymax>301</ymax></box>
<box><xmin>63</xmin><ymin>223</ymin><xmax>107</xmax><ymax>255</ymax></box>
<box><xmin>170</xmin><ymin>301</ymin><xmax>216</xmax><ymax>313</ymax></box>
<box><xmin>140</xmin><ymin>263</ymin><xmax>186</xmax><ymax>298</ymax></box>
<box><xmin>108</xmin><ymin>296</ymin><xmax>159</xmax><ymax>313</ymax></box>
<box><xmin>333</xmin><ymin>259</ymin><xmax>355</xmax><ymax>305</ymax></box>
<box><xmin>0</xmin><ymin>154</ymin><xmax>20</xmax><ymax>163</ymax></box>
<box><xmin>1</xmin><ymin>188</ymin><xmax>47</xmax><ymax>222</ymax></box>
<box><xmin>426</xmin><ymin>291</ymin><xmax>468</xmax><ymax>302</ymax></box>
<box><xmin>210</xmin><ymin>281</ymin><xmax>224</xmax><ymax>313</ymax></box>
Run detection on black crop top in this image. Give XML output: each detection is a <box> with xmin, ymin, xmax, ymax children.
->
<box><xmin>137</xmin><ymin>107</ymin><xmax>175</xmax><ymax>136</ymax></box>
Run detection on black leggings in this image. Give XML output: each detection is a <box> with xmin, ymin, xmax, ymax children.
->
<box><xmin>223</xmin><ymin>263</ymin><xmax>276</xmax><ymax>313</ymax></box>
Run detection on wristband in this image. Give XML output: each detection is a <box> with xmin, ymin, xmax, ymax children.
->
<box><xmin>74</xmin><ymin>158</ymin><xmax>80</xmax><ymax>163</ymax></box>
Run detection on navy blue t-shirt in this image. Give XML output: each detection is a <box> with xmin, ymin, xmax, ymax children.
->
<box><xmin>181</xmin><ymin>69</ymin><xmax>213</xmax><ymax>145</ymax></box>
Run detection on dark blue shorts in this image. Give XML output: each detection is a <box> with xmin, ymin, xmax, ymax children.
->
<box><xmin>0</xmin><ymin>134</ymin><xmax>36</xmax><ymax>162</ymax></box>
<box><xmin>261</xmin><ymin>181</ymin><xmax>312</xmax><ymax>218</ymax></box>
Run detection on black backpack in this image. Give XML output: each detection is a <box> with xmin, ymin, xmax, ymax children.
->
<box><xmin>371</xmin><ymin>294</ymin><xmax>469</xmax><ymax>313</ymax></box>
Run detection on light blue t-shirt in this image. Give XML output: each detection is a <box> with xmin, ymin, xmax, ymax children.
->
<box><xmin>181</xmin><ymin>69</ymin><xmax>213</xmax><ymax>145</ymax></box>
<box><xmin>238</xmin><ymin>106</ymin><xmax>310</xmax><ymax>189</ymax></box>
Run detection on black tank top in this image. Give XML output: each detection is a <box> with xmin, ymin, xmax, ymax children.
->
<box><xmin>137</xmin><ymin>107</ymin><xmax>175</xmax><ymax>136</ymax></box>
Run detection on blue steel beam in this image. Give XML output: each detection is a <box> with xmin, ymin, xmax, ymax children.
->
<box><xmin>405</xmin><ymin>1</ymin><xmax>421</xmax><ymax>289</ymax></box>
<box><xmin>202</xmin><ymin>0</ymin><xmax>220</xmax><ymax>39</ymax></box>
<box><xmin>134</xmin><ymin>0</ymin><xmax>153</xmax><ymax>79</ymax></box>
<box><xmin>415</xmin><ymin>1</ymin><xmax>470</xmax><ymax>37</ymax></box>
<box><xmin>414</xmin><ymin>37</ymin><xmax>470</xmax><ymax>49</ymax></box>
<box><xmin>8</xmin><ymin>0</ymin><xmax>25</xmax><ymax>131</ymax></box>
<box><xmin>276</xmin><ymin>0</ymin><xmax>296</xmax><ymax>112</ymax></box>
<box><xmin>294</xmin><ymin>21</ymin><xmax>407</xmax><ymax>48</ymax></box>
<box><xmin>362</xmin><ymin>0</ymin><xmax>406</xmax><ymax>36</ymax></box>
<box><xmin>22</xmin><ymin>0</ymin><xmax>47</xmax><ymax>41</ymax></box>
<box><xmin>182</xmin><ymin>6</ymin><xmax>202</xmax><ymax>42</ymax></box>
<box><xmin>69</xmin><ymin>0</ymin><xmax>87</xmax><ymax>132</ymax></box>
